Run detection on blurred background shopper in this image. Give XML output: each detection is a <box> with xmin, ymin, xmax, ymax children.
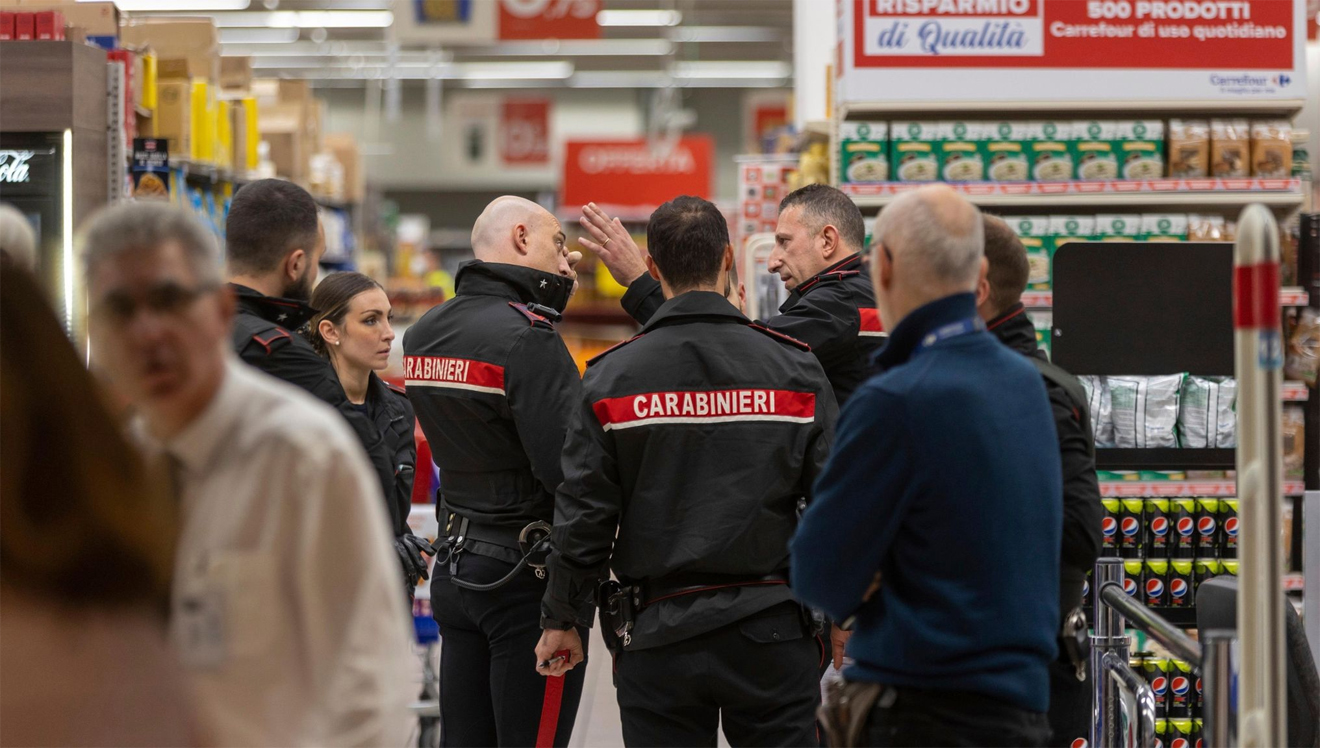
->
<box><xmin>793</xmin><ymin>186</ymin><xmax>1062</xmax><ymax>748</ymax></box>
<box><xmin>0</xmin><ymin>264</ymin><xmax>196</xmax><ymax>748</ymax></box>
<box><xmin>81</xmin><ymin>201</ymin><xmax>415</xmax><ymax>747</ymax></box>
<box><xmin>978</xmin><ymin>215</ymin><xmax>1104</xmax><ymax>746</ymax></box>
<box><xmin>306</xmin><ymin>271</ymin><xmax>429</xmax><ymax>599</ymax></box>
<box><xmin>0</xmin><ymin>202</ymin><xmax>36</xmax><ymax>271</ymax></box>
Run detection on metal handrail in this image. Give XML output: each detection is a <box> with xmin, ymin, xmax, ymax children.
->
<box><xmin>1101</xmin><ymin>651</ymin><xmax>1158</xmax><ymax>748</ymax></box>
<box><xmin>1098</xmin><ymin>582</ymin><xmax>1203</xmax><ymax>666</ymax></box>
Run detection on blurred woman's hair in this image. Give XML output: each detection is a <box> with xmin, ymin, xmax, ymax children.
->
<box><xmin>0</xmin><ymin>268</ymin><xmax>175</xmax><ymax>607</ymax></box>
<box><xmin>304</xmin><ymin>271</ymin><xmax>385</xmax><ymax>357</ymax></box>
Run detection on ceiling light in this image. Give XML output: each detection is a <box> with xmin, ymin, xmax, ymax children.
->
<box><xmin>667</xmin><ymin>26</ymin><xmax>784</xmax><ymax>43</ymax></box>
<box><xmin>218</xmin><ymin>27</ymin><xmax>299</xmax><ymax>43</ymax></box>
<box><xmin>455</xmin><ymin>61</ymin><xmax>573</xmax><ymax>80</ymax></box>
<box><xmin>205</xmin><ymin>10</ymin><xmax>392</xmax><ymax>27</ymax></box>
<box><xmin>465</xmin><ymin>39</ymin><xmax>673</xmax><ymax>56</ymax></box>
<box><xmin>92</xmin><ymin>0</ymin><xmax>250</xmax><ymax>9</ymax></box>
<box><xmin>672</xmin><ymin>61</ymin><xmax>791</xmax><ymax>80</ymax></box>
<box><xmin>571</xmin><ymin>70</ymin><xmax>670</xmax><ymax>88</ymax></box>
<box><xmin>595</xmin><ymin>9</ymin><xmax>681</xmax><ymax>27</ymax></box>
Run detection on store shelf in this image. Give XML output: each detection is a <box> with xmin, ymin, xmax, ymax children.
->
<box><xmin>839</xmin><ymin>99</ymin><xmax>1308</xmax><ymax>119</ymax></box>
<box><xmin>1096</xmin><ymin>449</ymin><xmax>1234</xmax><ymax>471</ymax></box>
<box><xmin>842</xmin><ymin>178</ymin><xmax>1306</xmax><ymax>209</ymax></box>
<box><xmin>1024</xmin><ymin>288</ymin><xmax>1308</xmax><ymax>309</ymax></box>
<box><xmin>1284</xmin><ymin>381</ymin><xmax>1312</xmax><ymax>401</ymax></box>
<box><xmin>1284</xmin><ymin>573</ymin><xmax>1304</xmax><ymax>592</ymax></box>
<box><xmin>174</xmin><ymin>158</ymin><xmax>250</xmax><ymax>186</ymax></box>
<box><xmin>1099</xmin><ymin>480</ymin><xmax>1306</xmax><ymax>498</ymax></box>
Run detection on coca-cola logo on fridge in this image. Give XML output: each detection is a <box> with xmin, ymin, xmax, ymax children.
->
<box><xmin>0</xmin><ymin>147</ymin><xmax>58</xmax><ymax>197</ymax></box>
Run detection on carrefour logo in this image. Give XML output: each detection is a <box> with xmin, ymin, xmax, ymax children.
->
<box><xmin>1273</xmin><ymin>74</ymin><xmax>1292</xmax><ymax>87</ymax></box>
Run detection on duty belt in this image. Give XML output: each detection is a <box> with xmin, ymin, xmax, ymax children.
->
<box><xmin>598</xmin><ymin>571</ymin><xmax>789</xmax><ymax>649</ymax></box>
<box><xmin>433</xmin><ymin>502</ymin><xmax>553</xmax><ymax>591</ymax></box>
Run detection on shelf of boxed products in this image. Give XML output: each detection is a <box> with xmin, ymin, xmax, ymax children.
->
<box><xmin>1021</xmin><ymin>287</ymin><xmax>1310</xmax><ymax>309</ymax></box>
<box><xmin>837</xmin><ymin>100</ymin><xmax>1309</xmax><ymax>118</ymax></box>
<box><xmin>841</xmin><ymin>178</ymin><xmax>1306</xmax><ymax>209</ymax></box>
<box><xmin>1098</xmin><ymin>479</ymin><xmax>1306</xmax><ymax>498</ymax></box>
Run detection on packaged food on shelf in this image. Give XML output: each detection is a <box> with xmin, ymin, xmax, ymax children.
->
<box><xmin>1073</xmin><ymin>121</ymin><xmax>1119</xmax><ymax>181</ymax></box>
<box><xmin>1285</xmin><ymin>308</ymin><xmax>1319</xmax><ymax>386</ymax></box>
<box><xmin>1109</xmin><ymin>374</ymin><xmax>1183</xmax><ymax>449</ymax></box>
<box><xmin>985</xmin><ymin>122</ymin><xmax>1031</xmax><ymax>182</ymax></box>
<box><xmin>1028</xmin><ymin>121</ymin><xmax>1074</xmax><ymax>182</ymax></box>
<box><xmin>1291</xmin><ymin>129</ymin><xmax>1310</xmax><ymax>179</ymax></box>
<box><xmin>1282</xmin><ymin>500</ymin><xmax>1294</xmax><ymax>568</ymax></box>
<box><xmin>1282</xmin><ymin>406</ymin><xmax>1305</xmax><ymax>479</ymax></box>
<box><xmin>839</xmin><ymin>121</ymin><xmax>889</xmax><ymax>184</ymax></box>
<box><xmin>1168</xmin><ymin>119</ymin><xmax>1210</xmax><ymax>178</ymax></box>
<box><xmin>1012</xmin><ymin>216</ymin><xmax>1052</xmax><ymax>290</ymax></box>
<box><xmin>1210</xmin><ymin>119</ymin><xmax>1250</xmax><ymax>178</ymax></box>
<box><xmin>890</xmin><ymin>121</ymin><xmax>942</xmax><ymax>182</ymax></box>
<box><xmin>1141</xmin><ymin>214</ymin><xmax>1188</xmax><ymax>242</ymax></box>
<box><xmin>1095</xmin><ymin>214</ymin><xmax>1142</xmax><ymax>241</ymax></box>
<box><xmin>1250</xmin><ymin>120</ymin><xmax>1292</xmax><ymax>178</ymax></box>
<box><xmin>940</xmin><ymin>121</ymin><xmax>987</xmax><ymax>182</ymax></box>
<box><xmin>1080</xmin><ymin>375</ymin><xmax>1116</xmax><ymax>448</ymax></box>
<box><xmin>130</xmin><ymin>137</ymin><xmax>170</xmax><ymax>200</ymax></box>
<box><xmin>1048</xmin><ymin>215</ymin><xmax>1095</xmax><ymax>258</ymax></box>
<box><xmin>1179</xmin><ymin>376</ymin><xmax>1236</xmax><ymax>449</ymax></box>
<box><xmin>154</xmin><ymin>78</ymin><xmax>193</xmax><ymax>157</ymax></box>
<box><xmin>1187</xmin><ymin>214</ymin><xmax>1228</xmax><ymax>242</ymax></box>
<box><xmin>1115</xmin><ymin>120</ymin><xmax>1164</xmax><ymax>180</ymax></box>
<box><xmin>1028</xmin><ymin>310</ymin><xmax>1052</xmax><ymax>355</ymax></box>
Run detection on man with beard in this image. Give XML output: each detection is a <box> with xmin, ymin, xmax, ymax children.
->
<box><xmin>226</xmin><ymin>179</ymin><xmax>431</xmax><ymax>590</ymax></box>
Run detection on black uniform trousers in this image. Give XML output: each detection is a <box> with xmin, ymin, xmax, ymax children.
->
<box><xmin>861</xmin><ymin>686</ymin><xmax>1051</xmax><ymax>747</ymax></box>
<box><xmin>432</xmin><ymin>554</ymin><xmax>587</xmax><ymax>748</ymax></box>
<box><xmin>615</xmin><ymin>602</ymin><xmax>823</xmax><ymax>748</ymax></box>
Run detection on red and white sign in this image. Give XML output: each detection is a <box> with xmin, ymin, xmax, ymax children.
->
<box><xmin>840</xmin><ymin>0</ymin><xmax>1306</xmax><ymax>104</ymax></box>
<box><xmin>592</xmin><ymin>389</ymin><xmax>817</xmax><ymax>432</ymax></box>
<box><xmin>499</xmin><ymin>0</ymin><xmax>600</xmax><ymax>40</ymax></box>
<box><xmin>560</xmin><ymin>136</ymin><xmax>715</xmax><ymax>215</ymax></box>
<box><xmin>500</xmin><ymin>98</ymin><xmax>551</xmax><ymax>166</ymax></box>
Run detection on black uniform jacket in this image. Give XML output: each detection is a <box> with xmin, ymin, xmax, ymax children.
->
<box><xmin>364</xmin><ymin>373</ymin><xmax>417</xmax><ymax>537</ymax></box>
<box><xmin>542</xmin><ymin>291</ymin><xmax>838</xmax><ymax>650</ymax></box>
<box><xmin>989</xmin><ymin>304</ymin><xmax>1103</xmax><ymax>612</ymax></box>
<box><xmin>401</xmin><ymin>261</ymin><xmax>579</xmax><ymax>530</ymax></box>
<box><xmin>621</xmin><ymin>254</ymin><xmax>884</xmax><ymax>404</ymax></box>
<box><xmin>229</xmin><ymin>283</ymin><xmax>400</xmax><ymax>529</ymax></box>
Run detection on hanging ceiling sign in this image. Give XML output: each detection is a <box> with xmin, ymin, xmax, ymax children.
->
<box><xmin>838</xmin><ymin>0</ymin><xmax>1306</xmax><ymax>104</ymax></box>
<box><xmin>561</xmin><ymin>137</ymin><xmax>714</xmax><ymax>216</ymax></box>
<box><xmin>498</xmin><ymin>0</ymin><xmax>600</xmax><ymax>39</ymax></box>
<box><xmin>391</xmin><ymin>0</ymin><xmax>497</xmax><ymax>45</ymax></box>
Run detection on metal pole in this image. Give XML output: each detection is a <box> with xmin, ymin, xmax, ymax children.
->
<box><xmin>1201</xmin><ymin>630</ymin><xmax>1237</xmax><ymax>748</ymax></box>
<box><xmin>1091</xmin><ymin>559</ymin><xmax>1127</xmax><ymax>748</ymax></box>
<box><xmin>1102</xmin><ymin>651</ymin><xmax>1157</xmax><ymax>748</ymax></box>
<box><xmin>1233</xmin><ymin>204</ymin><xmax>1288</xmax><ymax>748</ymax></box>
<box><xmin>1098</xmin><ymin>583</ymin><xmax>1202</xmax><ymax>665</ymax></box>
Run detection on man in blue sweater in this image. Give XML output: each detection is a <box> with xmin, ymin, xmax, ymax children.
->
<box><xmin>792</xmin><ymin>186</ymin><xmax>1062</xmax><ymax>747</ymax></box>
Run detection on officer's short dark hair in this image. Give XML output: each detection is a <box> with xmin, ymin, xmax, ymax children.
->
<box><xmin>226</xmin><ymin>179</ymin><xmax>319</xmax><ymax>274</ymax></box>
<box><xmin>983</xmin><ymin>214</ymin><xmax>1029</xmax><ymax>314</ymax></box>
<box><xmin>647</xmin><ymin>196</ymin><xmax>730</xmax><ymax>293</ymax></box>
<box><xmin>779</xmin><ymin>184</ymin><xmax>866</xmax><ymax>251</ymax></box>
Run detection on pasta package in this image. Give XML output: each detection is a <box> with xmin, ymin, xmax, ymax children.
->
<box><xmin>1028</xmin><ymin>121</ymin><xmax>1075</xmax><ymax>182</ymax></box>
<box><xmin>1073</xmin><ymin>121</ymin><xmax>1119</xmax><ymax>181</ymax></box>
<box><xmin>1283</xmin><ymin>406</ymin><xmax>1305</xmax><ymax>479</ymax></box>
<box><xmin>1049</xmin><ymin>215</ymin><xmax>1097</xmax><ymax>259</ymax></box>
<box><xmin>839</xmin><ymin>121</ymin><xmax>889</xmax><ymax>184</ymax></box>
<box><xmin>940</xmin><ymin>121</ymin><xmax>988</xmax><ymax>182</ymax></box>
<box><xmin>1140</xmin><ymin>214</ymin><xmax>1189</xmax><ymax>242</ymax></box>
<box><xmin>1179</xmin><ymin>376</ymin><xmax>1236</xmax><ymax>448</ymax></box>
<box><xmin>1080</xmin><ymin>376</ymin><xmax>1116</xmax><ymax>448</ymax></box>
<box><xmin>985</xmin><ymin>122</ymin><xmax>1031</xmax><ymax>182</ymax></box>
<box><xmin>1109</xmin><ymin>375</ymin><xmax>1183</xmax><ymax>449</ymax></box>
<box><xmin>1115</xmin><ymin>120</ymin><xmax>1165</xmax><ymax>180</ymax></box>
<box><xmin>1168</xmin><ymin>119</ymin><xmax>1210</xmax><ymax>178</ymax></box>
<box><xmin>1012</xmin><ymin>216</ymin><xmax>1053</xmax><ymax>290</ymax></box>
<box><xmin>891</xmin><ymin>121</ymin><xmax>943</xmax><ymax>183</ymax></box>
<box><xmin>1095</xmin><ymin>214</ymin><xmax>1142</xmax><ymax>241</ymax></box>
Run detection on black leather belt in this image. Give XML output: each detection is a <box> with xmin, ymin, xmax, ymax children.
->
<box><xmin>637</xmin><ymin>571</ymin><xmax>789</xmax><ymax>608</ymax></box>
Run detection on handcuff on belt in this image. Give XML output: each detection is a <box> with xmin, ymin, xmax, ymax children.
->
<box><xmin>431</xmin><ymin>509</ymin><xmax>555</xmax><ymax>592</ymax></box>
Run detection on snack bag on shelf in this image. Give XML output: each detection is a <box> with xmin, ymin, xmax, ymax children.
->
<box><xmin>1282</xmin><ymin>406</ymin><xmax>1305</xmax><ymax>479</ymax></box>
<box><xmin>1109</xmin><ymin>374</ymin><xmax>1183</xmax><ymax>449</ymax></box>
<box><xmin>1115</xmin><ymin>120</ymin><xmax>1164</xmax><ymax>180</ymax></box>
<box><xmin>1073</xmin><ymin>121</ymin><xmax>1119</xmax><ymax>181</ymax></box>
<box><xmin>1096</xmin><ymin>214</ymin><xmax>1142</xmax><ymax>242</ymax></box>
<box><xmin>1284</xmin><ymin>308</ymin><xmax>1319</xmax><ymax>386</ymax></box>
<box><xmin>1179</xmin><ymin>376</ymin><xmax>1236</xmax><ymax>449</ymax></box>
<box><xmin>1187</xmin><ymin>214</ymin><xmax>1228</xmax><ymax>242</ymax></box>
<box><xmin>1250</xmin><ymin>120</ymin><xmax>1293</xmax><ymax>178</ymax></box>
<box><xmin>1210</xmin><ymin>119</ymin><xmax>1250</xmax><ymax>178</ymax></box>
<box><xmin>1027</xmin><ymin>121</ymin><xmax>1075</xmax><ymax>181</ymax></box>
<box><xmin>1168</xmin><ymin>120</ymin><xmax>1210</xmax><ymax>178</ymax></box>
<box><xmin>1049</xmin><ymin>215</ymin><xmax>1096</xmax><ymax>261</ymax></box>
<box><xmin>1291</xmin><ymin>129</ymin><xmax>1310</xmax><ymax>179</ymax></box>
<box><xmin>1140</xmin><ymin>214</ymin><xmax>1189</xmax><ymax>242</ymax></box>
<box><xmin>1080</xmin><ymin>375</ymin><xmax>1116</xmax><ymax>448</ymax></box>
<box><xmin>839</xmin><ymin>121</ymin><xmax>889</xmax><ymax>184</ymax></box>
<box><xmin>985</xmin><ymin>122</ymin><xmax>1031</xmax><ymax>182</ymax></box>
<box><xmin>940</xmin><ymin>121</ymin><xmax>988</xmax><ymax>182</ymax></box>
<box><xmin>1011</xmin><ymin>216</ymin><xmax>1053</xmax><ymax>290</ymax></box>
<box><xmin>890</xmin><ymin>121</ymin><xmax>942</xmax><ymax>182</ymax></box>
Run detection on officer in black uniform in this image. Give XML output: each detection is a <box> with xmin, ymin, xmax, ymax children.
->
<box><xmin>224</xmin><ymin>179</ymin><xmax>420</xmax><ymax>577</ymax></box>
<box><xmin>536</xmin><ymin>196</ymin><xmax>838</xmax><ymax>748</ymax></box>
<box><xmin>585</xmin><ymin>183</ymin><xmax>882</xmax><ymax>406</ymax></box>
<box><xmin>402</xmin><ymin>196</ymin><xmax>585</xmax><ymax>748</ymax></box>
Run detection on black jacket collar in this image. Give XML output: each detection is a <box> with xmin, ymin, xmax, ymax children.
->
<box><xmin>642</xmin><ymin>290</ymin><xmax>747</xmax><ymax>333</ymax></box>
<box><xmin>872</xmin><ymin>292</ymin><xmax>979</xmax><ymax>371</ymax></box>
<box><xmin>454</xmin><ymin>260</ymin><xmax>573</xmax><ymax>313</ymax></box>
<box><xmin>229</xmin><ymin>283</ymin><xmax>315</xmax><ymax>329</ymax></box>
<box><xmin>987</xmin><ymin>303</ymin><xmax>1042</xmax><ymax>359</ymax></box>
<box><xmin>780</xmin><ymin>253</ymin><xmax>864</xmax><ymax>312</ymax></box>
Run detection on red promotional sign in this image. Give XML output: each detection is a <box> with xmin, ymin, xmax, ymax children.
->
<box><xmin>501</xmin><ymin>98</ymin><xmax>551</xmax><ymax>166</ymax></box>
<box><xmin>854</xmin><ymin>0</ymin><xmax>1294</xmax><ymax>69</ymax></box>
<box><xmin>561</xmin><ymin>137</ymin><xmax>715</xmax><ymax>215</ymax></box>
<box><xmin>499</xmin><ymin>0</ymin><xmax>600</xmax><ymax>40</ymax></box>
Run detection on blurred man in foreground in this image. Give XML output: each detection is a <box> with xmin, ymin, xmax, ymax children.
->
<box><xmin>83</xmin><ymin>202</ymin><xmax>414</xmax><ymax>747</ymax></box>
<box><xmin>793</xmin><ymin>186</ymin><xmax>1061</xmax><ymax>747</ymax></box>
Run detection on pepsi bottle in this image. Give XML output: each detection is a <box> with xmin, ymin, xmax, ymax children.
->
<box><xmin>1123</xmin><ymin>560</ymin><xmax>1144</xmax><ymax>598</ymax></box>
<box><xmin>1144</xmin><ymin>560</ymin><xmax>1170</xmax><ymax>607</ymax></box>
<box><xmin>1169</xmin><ymin>718</ymin><xmax>1193</xmax><ymax>748</ymax></box>
<box><xmin>1171</xmin><ymin>498</ymin><xmax>1197</xmax><ymax>559</ymax></box>
<box><xmin>1220</xmin><ymin>498</ymin><xmax>1239</xmax><ymax>559</ymax></box>
<box><xmin>1101</xmin><ymin>498</ymin><xmax>1120</xmax><ymax>557</ymax></box>
<box><xmin>1120</xmin><ymin>498</ymin><xmax>1144</xmax><ymax>559</ymax></box>
<box><xmin>1168</xmin><ymin>560</ymin><xmax>1194</xmax><ymax>609</ymax></box>
<box><xmin>1194</xmin><ymin>558</ymin><xmax>1221</xmax><ymax>594</ymax></box>
<box><xmin>1146</xmin><ymin>499</ymin><xmax>1172</xmax><ymax>559</ymax></box>
<box><xmin>1143</xmin><ymin>656</ymin><xmax>1170</xmax><ymax>719</ymax></box>
<box><xmin>1195</xmin><ymin>499</ymin><xmax>1219</xmax><ymax>558</ymax></box>
<box><xmin>1168</xmin><ymin>660</ymin><xmax>1194</xmax><ymax>719</ymax></box>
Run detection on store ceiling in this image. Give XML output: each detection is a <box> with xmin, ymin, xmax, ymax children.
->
<box><xmin>131</xmin><ymin>0</ymin><xmax>794</xmax><ymax>88</ymax></box>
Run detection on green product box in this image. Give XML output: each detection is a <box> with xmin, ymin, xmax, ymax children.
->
<box><xmin>984</xmin><ymin>121</ymin><xmax>1032</xmax><ymax>182</ymax></box>
<box><xmin>1049</xmin><ymin>215</ymin><xmax>1096</xmax><ymax>261</ymax></box>
<box><xmin>1073</xmin><ymin>121</ymin><xmax>1120</xmax><ymax>181</ymax></box>
<box><xmin>1095</xmin><ymin>214</ymin><xmax>1143</xmax><ymax>241</ymax></box>
<box><xmin>839</xmin><ymin>121</ymin><xmax>889</xmax><ymax>184</ymax></box>
<box><xmin>940</xmin><ymin>121</ymin><xmax>988</xmax><ymax>182</ymax></box>
<box><xmin>1011</xmin><ymin>215</ymin><xmax>1053</xmax><ymax>290</ymax></box>
<box><xmin>1140</xmin><ymin>213</ymin><xmax>1189</xmax><ymax>242</ymax></box>
<box><xmin>1115</xmin><ymin>120</ymin><xmax>1165</xmax><ymax>180</ymax></box>
<box><xmin>1027</xmin><ymin>121</ymin><xmax>1075</xmax><ymax>182</ymax></box>
<box><xmin>890</xmin><ymin>121</ymin><xmax>943</xmax><ymax>183</ymax></box>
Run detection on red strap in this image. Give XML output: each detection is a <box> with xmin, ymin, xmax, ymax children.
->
<box><xmin>535</xmin><ymin>649</ymin><xmax>571</xmax><ymax>748</ymax></box>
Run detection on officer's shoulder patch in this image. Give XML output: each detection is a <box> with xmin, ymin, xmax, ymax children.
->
<box><xmin>508</xmin><ymin>301</ymin><xmax>555</xmax><ymax>329</ymax></box>
<box><xmin>797</xmin><ymin>269</ymin><xmax>862</xmax><ymax>295</ymax></box>
<box><xmin>587</xmin><ymin>333</ymin><xmax>647</xmax><ymax>366</ymax></box>
<box><xmin>249</xmin><ymin>327</ymin><xmax>292</xmax><ymax>355</ymax></box>
<box><xmin>386</xmin><ymin>382</ymin><xmax>407</xmax><ymax>396</ymax></box>
<box><xmin>747</xmin><ymin>323</ymin><xmax>811</xmax><ymax>352</ymax></box>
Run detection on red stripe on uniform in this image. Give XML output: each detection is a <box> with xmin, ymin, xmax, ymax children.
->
<box><xmin>858</xmin><ymin>307</ymin><xmax>884</xmax><ymax>336</ymax></box>
<box><xmin>402</xmin><ymin>355</ymin><xmax>506</xmax><ymax>394</ymax></box>
<box><xmin>593</xmin><ymin>389</ymin><xmax>816</xmax><ymax>431</ymax></box>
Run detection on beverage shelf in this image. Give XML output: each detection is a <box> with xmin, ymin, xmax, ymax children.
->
<box><xmin>1023</xmin><ymin>288</ymin><xmax>1309</xmax><ymax>308</ymax></box>
<box><xmin>842</xmin><ymin>178</ymin><xmax>1305</xmax><ymax>209</ymax></box>
<box><xmin>1099</xmin><ymin>480</ymin><xmax>1306</xmax><ymax>498</ymax></box>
